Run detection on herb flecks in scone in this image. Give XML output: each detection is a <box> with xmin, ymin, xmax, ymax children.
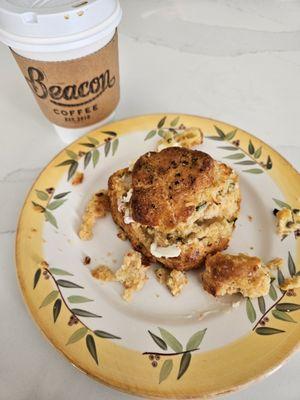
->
<box><xmin>115</xmin><ymin>251</ymin><xmax>149</xmax><ymax>302</ymax></box>
<box><xmin>108</xmin><ymin>147</ymin><xmax>240</xmax><ymax>271</ymax></box>
<box><xmin>202</xmin><ymin>252</ymin><xmax>271</xmax><ymax>298</ymax></box>
<box><xmin>79</xmin><ymin>189</ymin><xmax>110</xmax><ymax>240</ymax></box>
<box><xmin>72</xmin><ymin>171</ymin><xmax>84</xmax><ymax>185</ymax></box>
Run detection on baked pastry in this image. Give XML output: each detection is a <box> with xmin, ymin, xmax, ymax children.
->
<box><xmin>108</xmin><ymin>147</ymin><xmax>240</xmax><ymax>270</ymax></box>
<box><xmin>202</xmin><ymin>252</ymin><xmax>271</xmax><ymax>298</ymax></box>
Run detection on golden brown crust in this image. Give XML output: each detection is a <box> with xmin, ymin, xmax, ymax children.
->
<box><xmin>202</xmin><ymin>252</ymin><xmax>270</xmax><ymax>298</ymax></box>
<box><xmin>131</xmin><ymin>147</ymin><xmax>214</xmax><ymax>229</ymax></box>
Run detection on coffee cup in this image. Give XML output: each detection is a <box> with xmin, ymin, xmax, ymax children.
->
<box><xmin>0</xmin><ymin>0</ymin><xmax>122</xmax><ymax>143</ymax></box>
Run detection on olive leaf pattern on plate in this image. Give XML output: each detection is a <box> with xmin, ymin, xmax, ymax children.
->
<box><xmin>207</xmin><ymin>125</ymin><xmax>273</xmax><ymax>174</ymax></box>
<box><xmin>244</xmin><ymin>252</ymin><xmax>300</xmax><ymax>336</ymax></box>
<box><xmin>56</xmin><ymin>132</ymin><xmax>119</xmax><ymax>181</ymax></box>
<box><xmin>272</xmin><ymin>198</ymin><xmax>300</xmax><ymax>240</ymax></box>
<box><xmin>32</xmin><ymin>188</ymin><xmax>70</xmax><ymax>229</ymax></box>
<box><xmin>144</xmin><ymin>327</ymin><xmax>207</xmax><ymax>383</ymax></box>
<box><xmin>144</xmin><ymin>115</ymin><xmax>185</xmax><ymax>141</ymax></box>
<box><xmin>33</xmin><ymin>263</ymin><xmax>121</xmax><ymax>365</ymax></box>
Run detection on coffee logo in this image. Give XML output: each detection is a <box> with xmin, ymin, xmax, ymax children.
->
<box><xmin>25</xmin><ymin>66</ymin><xmax>116</xmax><ymax>107</ymax></box>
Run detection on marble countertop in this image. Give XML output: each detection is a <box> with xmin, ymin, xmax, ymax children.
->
<box><xmin>1</xmin><ymin>1</ymin><xmax>299</xmax><ymax>399</ymax></box>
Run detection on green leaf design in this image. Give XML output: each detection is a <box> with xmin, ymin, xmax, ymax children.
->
<box><xmin>44</xmin><ymin>210</ymin><xmax>58</xmax><ymax>229</ymax></box>
<box><xmin>269</xmin><ymin>283</ymin><xmax>278</xmax><ymax>301</ymax></box>
<box><xmin>206</xmin><ymin>136</ymin><xmax>224</xmax><ymax>141</ymax></box>
<box><xmin>47</xmin><ymin>199</ymin><xmax>66</xmax><ymax>210</ymax></box>
<box><xmin>186</xmin><ymin>329</ymin><xmax>206</xmax><ymax>351</ymax></box>
<box><xmin>92</xmin><ymin>149</ymin><xmax>100</xmax><ymax>167</ymax></box>
<box><xmin>68</xmin><ymin>161</ymin><xmax>78</xmax><ymax>181</ymax></box>
<box><xmin>104</xmin><ymin>140</ymin><xmax>111</xmax><ymax>157</ymax></box>
<box><xmin>246</xmin><ymin>298</ymin><xmax>256</xmax><ymax>323</ymax></box>
<box><xmin>56</xmin><ymin>159</ymin><xmax>76</xmax><ymax>167</ymax></box>
<box><xmin>40</xmin><ymin>290</ymin><xmax>59</xmax><ymax>308</ymax></box>
<box><xmin>66</xmin><ymin>327</ymin><xmax>88</xmax><ymax>345</ymax></box>
<box><xmin>256</xmin><ymin>327</ymin><xmax>285</xmax><ymax>335</ymax></box>
<box><xmin>276</xmin><ymin>303</ymin><xmax>300</xmax><ymax>312</ymax></box>
<box><xmin>101</xmin><ymin>130</ymin><xmax>117</xmax><ymax>137</ymax></box>
<box><xmin>254</xmin><ymin>147</ymin><xmax>262</xmax><ymax>159</ymax></box>
<box><xmin>277</xmin><ymin>269</ymin><xmax>285</xmax><ymax>286</ymax></box>
<box><xmin>145</xmin><ymin>130</ymin><xmax>156</xmax><ymax>140</ymax></box>
<box><xmin>84</xmin><ymin>151</ymin><xmax>92</xmax><ymax>169</ymax></box>
<box><xmin>177</xmin><ymin>352</ymin><xmax>191</xmax><ymax>380</ymax></box>
<box><xmin>224</xmin><ymin>153</ymin><xmax>245</xmax><ymax>160</ymax></box>
<box><xmin>80</xmin><ymin>142</ymin><xmax>95</xmax><ymax>148</ymax></box>
<box><xmin>288</xmin><ymin>252</ymin><xmax>296</xmax><ymax>277</ymax></box>
<box><xmin>272</xmin><ymin>198</ymin><xmax>291</xmax><ymax>209</ymax></box>
<box><xmin>170</xmin><ymin>116</ymin><xmax>180</xmax><ymax>127</ymax></box>
<box><xmin>86</xmin><ymin>334</ymin><xmax>98</xmax><ymax>365</ymax></box>
<box><xmin>159</xmin><ymin>359</ymin><xmax>173</xmax><ymax>384</ymax></box>
<box><xmin>157</xmin><ymin>129</ymin><xmax>164</xmax><ymax>137</ymax></box>
<box><xmin>57</xmin><ymin>280</ymin><xmax>83</xmax><ymax>289</ymax></box>
<box><xmin>159</xmin><ymin>328</ymin><xmax>183</xmax><ymax>352</ymax></box>
<box><xmin>94</xmin><ymin>330</ymin><xmax>121</xmax><ymax>339</ymax></box>
<box><xmin>87</xmin><ymin>136</ymin><xmax>99</xmax><ymax>146</ymax></box>
<box><xmin>157</xmin><ymin>116</ymin><xmax>166</xmax><ymax>129</ymax></box>
<box><xmin>35</xmin><ymin>190</ymin><xmax>49</xmax><ymax>201</ymax></box>
<box><xmin>53</xmin><ymin>298</ymin><xmax>61</xmax><ymax>323</ymax></box>
<box><xmin>65</xmin><ymin>149</ymin><xmax>78</xmax><ymax>160</ymax></box>
<box><xmin>53</xmin><ymin>191</ymin><xmax>70</xmax><ymax>199</ymax></box>
<box><xmin>71</xmin><ymin>308</ymin><xmax>101</xmax><ymax>318</ymax></box>
<box><xmin>258</xmin><ymin>297</ymin><xmax>266</xmax><ymax>314</ymax></box>
<box><xmin>248</xmin><ymin>140</ymin><xmax>255</xmax><ymax>154</ymax></box>
<box><xmin>225</xmin><ymin>129</ymin><xmax>237</xmax><ymax>140</ymax></box>
<box><xmin>68</xmin><ymin>295</ymin><xmax>93</xmax><ymax>304</ymax></box>
<box><xmin>33</xmin><ymin>268</ymin><xmax>41</xmax><ymax>289</ymax></box>
<box><xmin>234</xmin><ymin>160</ymin><xmax>256</xmax><ymax>165</ymax></box>
<box><xmin>266</xmin><ymin>155</ymin><xmax>273</xmax><ymax>170</ymax></box>
<box><xmin>214</xmin><ymin>125</ymin><xmax>226</xmax><ymax>138</ymax></box>
<box><xmin>272</xmin><ymin>310</ymin><xmax>296</xmax><ymax>323</ymax></box>
<box><xmin>148</xmin><ymin>330</ymin><xmax>167</xmax><ymax>350</ymax></box>
<box><xmin>48</xmin><ymin>268</ymin><xmax>73</xmax><ymax>276</ymax></box>
<box><xmin>218</xmin><ymin>146</ymin><xmax>238</xmax><ymax>151</ymax></box>
<box><xmin>112</xmin><ymin>139</ymin><xmax>119</xmax><ymax>156</ymax></box>
<box><xmin>243</xmin><ymin>168</ymin><xmax>263</xmax><ymax>174</ymax></box>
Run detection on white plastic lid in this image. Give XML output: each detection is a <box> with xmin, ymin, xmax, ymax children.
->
<box><xmin>0</xmin><ymin>0</ymin><xmax>122</xmax><ymax>51</ymax></box>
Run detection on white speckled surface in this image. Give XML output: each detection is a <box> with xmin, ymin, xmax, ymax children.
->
<box><xmin>0</xmin><ymin>1</ymin><xmax>299</xmax><ymax>398</ymax></box>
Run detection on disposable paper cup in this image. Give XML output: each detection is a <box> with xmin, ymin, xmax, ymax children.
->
<box><xmin>0</xmin><ymin>0</ymin><xmax>122</xmax><ymax>143</ymax></box>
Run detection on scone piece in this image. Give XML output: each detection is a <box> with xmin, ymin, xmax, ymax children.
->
<box><xmin>275</xmin><ymin>208</ymin><xmax>300</xmax><ymax>237</ymax></box>
<box><xmin>157</xmin><ymin>127</ymin><xmax>203</xmax><ymax>151</ymax></box>
<box><xmin>115</xmin><ymin>251</ymin><xmax>149</xmax><ymax>301</ymax></box>
<box><xmin>166</xmin><ymin>270</ymin><xmax>188</xmax><ymax>296</ymax></box>
<box><xmin>108</xmin><ymin>147</ymin><xmax>240</xmax><ymax>271</ymax></box>
<box><xmin>91</xmin><ymin>265</ymin><xmax>116</xmax><ymax>282</ymax></box>
<box><xmin>202</xmin><ymin>252</ymin><xmax>271</xmax><ymax>298</ymax></box>
<box><xmin>79</xmin><ymin>189</ymin><xmax>110</xmax><ymax>240</ymax></box>
<box><xmin>279</xmin><ymin>275</ymin><xmax>300</xmax><ymax>291</ymax></box>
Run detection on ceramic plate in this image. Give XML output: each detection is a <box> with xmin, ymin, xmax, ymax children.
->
<box><xmin>16</xmin><ymin>114</ymin><xmax>300</xmax><ymax>399</ymax></box>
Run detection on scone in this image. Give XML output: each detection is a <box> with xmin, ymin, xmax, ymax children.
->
<box><xmin>202</xmin><ymin>252</ymin><xmax>271</xmax><ymax>298</ymax></box>
<box><xmin>108</xmin><ymin>147</ymin><xmax>240</xmax><ymax>270</ymax></box>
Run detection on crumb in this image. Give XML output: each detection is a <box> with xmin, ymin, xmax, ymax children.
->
<box><xmin>175</xmin><ymin>127</ymin><xmax>204</xmax><ymax>148</ymax></box>
<box><xmin>78</xmin><ymin>189</ymin><xmax>110</xmax><ymax>240</ymax></box>
<box><xmin>250</xmin><ymin>246</ymin><xmax>254</xmax><ymax>250</ymax></box>
<box><xmin>72</xmin><ymin>171</ymin><xmax>84</xmax><ymax>185</ymax></box>
<box><xmin>112</xmin><ymin>259</ymin><xmax>117</xmax><ymax>264</ymax></box>
<box><xmin>58</xmin><ymin>248</ymin><xmax>63</xmax><ymax>252</ymax></box>
<box><xmin>166</xmin><ymin>270</ymin><xmax>188</xmax><ymax>296</ymax></box>
<box><xmin>155</xmin><ymin>267</ymin><xmax>169</xmax><ymax>284</ymax></box>
<box><xmin>107</xmin><ymin>252</ymin><xmax>112</xmax><ymax>257</ymax></box>
<box><xmin>247</xmin><ymin>215</ymin><xmax>253</xmax><ymax>222</ymax></box>
<box><xmin>117</xmin><ymin>229</ymin><xmax>127</xmax><ymax>241</ymax></box>
<box><xmin>92</xmin><ymin>265</ymin><xmax>116</xmax><ymax>282</ymax></box>
<box><xmin>115</xmin><ymin>251</ymin><xmax>149</xmax><ymax>301</ymax></box>
<box><xmin>40</xmin><ymin>260</ymin><xmax>49</xmax><ymax>268</ymax></box>
<box><xmin>83</xmin><ymin>256</ymin><xmax>91</xmax><ymax>265</ymax></box>
<box><xmin>280</xmin><ymin>275</ymin><xmax>300</xmax><ymax>291</ymax></box>
<box><xmin>265</xmin><ymin>257</ymin><xmax>284</xmax><ymax>270</ymax></box>
<box><xmin>155</xmin><ymin>294</ymin><xmax>160</xmax><ymax>298</ymax></box>
<box><xmin>31</xmin><ymin>228</ymin><xmax>37</xmax><ymax>233</ymax></box>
